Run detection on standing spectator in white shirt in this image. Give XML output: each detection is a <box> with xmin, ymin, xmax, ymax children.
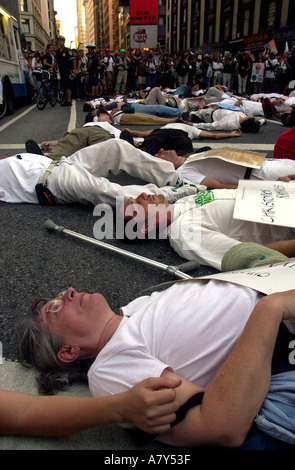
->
<box><xmin>104</xmin><ymin>48</ymin><xmax>114</xmax><ymax>95</ymax></box>
<box><xmin>213</xmin><ymin>55</ymin><xmax>224</xmax><ymax>85</ymax></box>
<box><xmin>264</xmin><ymin>52</ymin><xmax>279</xmax><ymax>94</ymax></box>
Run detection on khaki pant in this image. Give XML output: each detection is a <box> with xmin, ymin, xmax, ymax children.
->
<box><xmin>51</xmin><ymin>127</ymin><xmax>114</xmax><ymax>160</ymax></box>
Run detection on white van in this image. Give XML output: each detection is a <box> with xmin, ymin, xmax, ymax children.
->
<box><xmin>0</xmin><ymin>5</ymin><xmax>30</xmax><ymax>119</ymax></box>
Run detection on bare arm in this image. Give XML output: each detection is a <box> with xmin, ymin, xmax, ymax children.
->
<box><xmin>124</xmin><ymin>128</ymin><xmax>153</xmax><ymax>137</ymax></box>
<box><xmin>200</xmin><ymin>176</ymin><xmax>237</xmax><ymax>189</ymax></box>
<box><xmin>158</xmin><ymin>292</ymin><xmax>293</xmax><ymax>447</ymax></box>
<box><xmin>277</xmin><ymin>174</ymin><xmax>295</xmax><ymax>182</ymax></box>
<box><xmin>200</xmin><ymin>129</ymin><xmax>242</xmax><ymax>140</ymax></box>
<box><xmin>0</xmin><ymin>377</ymin><xmax>180</xmax><ymax>436</ymax></box>
<box><xmin>264</xmin><ymin>239</ymin><xmax>295</xmax><ymax>258</ymax></box>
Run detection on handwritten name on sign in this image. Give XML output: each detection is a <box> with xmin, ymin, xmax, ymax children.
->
<box><xmin>233</xmin><ymin>180</ymin><xmax>295</xmax><ymax>227</ymax></box>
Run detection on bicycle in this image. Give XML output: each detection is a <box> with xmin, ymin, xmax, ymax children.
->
<box><xmin>36</xmin><ymin>70</ymin><xmax>58</xmax><ymax>110</ymax></box>
<box><xmin>55</xmin><ymin>72</ymin><xmax>64</xmax><ymax>103</ymax></box>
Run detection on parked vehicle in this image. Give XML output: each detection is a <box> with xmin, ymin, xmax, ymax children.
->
<box><xmin>0</xmin><ymin>4</ymin><xmax>31</xmax><ymax>119</ymax></box>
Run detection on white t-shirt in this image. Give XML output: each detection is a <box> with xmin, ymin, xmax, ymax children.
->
<box><xmin>250</xmin><ymin>93</ymin><xmax>287</xmax><ymax>102</ymax></box>
<box><xmin>88</xmin><ymin>280</ymin><xmax>261</xmax><ymax>399</ymax></box>
<box><xmin>83</xmin><ymin>121</ymin><xmax>122</xmax><ymax>139</ymax></box>
<box><xmin>104</xmin><ymin>56</ymin><xmax>113</xmax><ymax>72</ymax></box>
<box><xmin>284</xmin><ymin>96</ymin><xmax>295</xmax><ymax>107</ymax></box>
<box><xmin>210</xmin><ymin>98</ymin><xmax>264</xmax><ymax>116</ymax></box>
<box><xmin>265</xmin><ymin>59</ymin><xmax>278</xmax><ymax>79</ymax></box>
<box><xmin>161</xmin><ymin>122</ymin><xmax>202</xmax><ymax>139</ymax></box>
<box><xmin>194</xmin><ymin>108</ymin><xmax>245</xmax><ymax>131</ymax></box>
<box><xmin>178</xmin><ymin>156</ymin><xmax>295</xmax><ymax>186</ymax></box>
<box><xmin>0</xmin><ymin>154</ymin><xmax>53</xmax><ymax>203</ymax></box>
<box><xmin>168</xmin><ymin>189</ymin><xmax>294</xmax><ymax>269</ymax></box>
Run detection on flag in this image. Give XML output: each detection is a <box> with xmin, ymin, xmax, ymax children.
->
<box><xmin>264</xmin><ymin>39</ymin><xmax>278</xmax><ymax>53</ymax></box>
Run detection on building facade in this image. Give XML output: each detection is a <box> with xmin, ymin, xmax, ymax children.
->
<box><xmin>78</xmin><ymin>0</ymin><xmax>119</xmax><ymax>52</ymax></box>
<box><xmin>167</xmin><ymin>0</ymin><xmax>295</xmax><ymax>55</ymax></box>
<box><xmin>18</xmin><ymin>0</ymin><xmax>55</xmax><ymax>51</ymax></box>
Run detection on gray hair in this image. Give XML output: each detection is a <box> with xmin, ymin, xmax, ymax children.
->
<box><xmin>17</xmin><ymin>298</ymin><xmax>67</xmax><ymax>372</ymax></box>
<box><xmin>16</xmin><ymin>299</ymin><xmax>90</xmax><ymax>394</ymax></box>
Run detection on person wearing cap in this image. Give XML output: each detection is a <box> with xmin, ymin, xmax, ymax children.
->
<box><xmin>55</xmin><ymin>36</ymin><xmax>73</xmax><ymax>106</ymax></box>
<box><xmin>104</xmin><ymin>49</ymin><xmax>114</xmax><ymax>94</ymax></box>
<box><xmin>86</xmin><ymin>44</ymin><xmax>99</xmax><ymax>98</ymax></box>
<box><xmin>114</xmin><ymin>49</ymin><xmax>130</xmax><ymax>94</ymax></box>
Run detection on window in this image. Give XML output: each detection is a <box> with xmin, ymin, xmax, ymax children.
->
<box><xmin>13</xmin><ymin>27</ymin><xmax>21</xmax><ymax>51</ymax></box>
<box><xmin>21</xmin><ymin>19</ymin><xmax>30</xmax><ymax>34</ymax></box>
<box><xmin>267</xmin><ymin>1</ymin><xmax>276</xmax><ymax>28</ymax></box>
<box><xmin>208</xmin><ymin>23</ymin><xmax>213</xmax><ymax>44</ymax></box>
<box><xmin>193</xmin><ymin>0</ymin><xmax>200</xmax><ymax>17</ymax></box>
<box><xmin>243</xmin><ymin>9</ymin><xmax>250</xmax><ymax>36</ymax></box>
<box><xmin>224</xmin><ymin>17</ymin><xmax>230</xmax><ymax>41</ymax></box>
<box><xmin>20</xmin><ymin>0</ymin><xmax>28</xmax><ymax>12</ymax></box>
<box><xmin>0</xmin><ymin>13</ymin><xmax>11</xmax><ymax>59</ymax></box>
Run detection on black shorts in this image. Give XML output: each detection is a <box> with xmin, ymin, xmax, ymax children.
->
<box><xmin>88</xmin><ymin>72</ymin><xmax>99</xmax><ymax>86</ymax></box>
<box><xmin>60</xmin><ymin>70</ymin><xmax>73</xmax><ymax>89</ymax></box>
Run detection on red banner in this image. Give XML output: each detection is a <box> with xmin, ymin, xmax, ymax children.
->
<box><xmin>130</xmin><ymin>0</ymin><xmax>158</xmax><ymax>25</ymax></box>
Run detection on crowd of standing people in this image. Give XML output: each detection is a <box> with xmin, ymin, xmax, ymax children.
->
<box><xmin>25</xmin><ymin>38</ymin><xmax>295</xmax><ymax>104</ymax></box>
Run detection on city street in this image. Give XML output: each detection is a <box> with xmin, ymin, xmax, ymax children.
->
<box><xmin>0</xmin><ymin>98</ymin><xmax>289</xmax><ymax>450</ymax></box>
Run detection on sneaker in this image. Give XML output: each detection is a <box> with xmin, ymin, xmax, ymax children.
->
<box><xmin>169</xmin><ymin>184</ymin><xmax>207</xmax><ymax>203</ymax></box>
<box><xmin>25</xmin><ymin>140</ymin><xmax>44</xmax><ymax>155</ymax></box>
<box><xmin>61</xmin><ymin>101</ymin><xmax>72</xmax><ymax>107</ymax></box>
<box><xmin>120</xmin><ymin>129</ymin><xmax>135</xmax><ymax>146</ymax></box>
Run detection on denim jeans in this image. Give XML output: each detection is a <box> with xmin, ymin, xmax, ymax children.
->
<box><xmin>132</xmin><ymin>103</ymin><xmax>181</xmax><ymax>118</ymax></box>
<box><xmin>254</xmin><ymin>371</ymin><xmax>295</xmax><ymax>445</ymax></box>
<box><xmin>172</xmin><ymin>85</ymin><xmax>192</xmax><ymax>98</ymax></box>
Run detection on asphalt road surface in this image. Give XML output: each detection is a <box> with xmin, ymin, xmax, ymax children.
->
<box><xmin>0</xmin><ymin>98</ymin><xmax>287</xmax><ymax>360</ymax></box>
<box><xmin>0</xmin><ymin>97</ymin><xmax>290</xmax><ymax>451</ymax></box>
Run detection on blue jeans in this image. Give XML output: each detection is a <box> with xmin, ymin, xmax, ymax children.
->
<box><xmin>172</xmin><ymin>85</ymin><xmax>192</xmax><ymax>98</ymax></box>
<box><xmin>254</xmin><ymin>371</ymin><xmax>295</xmax><ymax>445</ymax></box>
<box><xmin>205</xmin><ymin>324</ymin><xmax>295</xmax><ymax>450</ymax></box>
<box><xmin>132</xmin><ymin>103</ymin><xmax>181</xmax><ymax>118</ymax></box>
<box><xmin>147</xmin><ymin>72</ymin><xmax>157</xmax><ymax>89</ymax></box>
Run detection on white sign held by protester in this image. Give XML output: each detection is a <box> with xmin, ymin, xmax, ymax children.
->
<box><xmin>200</xmin><ymin>261</ymin><xmax>295</xmax><ymax>333</ymax></box>
<box><xmin>233</xmin><ymin>180</ymin><xmax>295</xmax><ymax>227</ymax></box>
<box><xmin>251</xmin><ymin>62</ymin><xmax>265</xmax><ymax>83</ymax></box>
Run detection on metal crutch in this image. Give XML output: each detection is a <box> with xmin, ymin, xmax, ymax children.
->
<box><xmin>44</xmin><ymin>219</ymin><xmax>200</xmax><ymax>280</ymax></box>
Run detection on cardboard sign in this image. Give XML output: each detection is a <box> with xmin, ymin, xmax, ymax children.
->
<box><xmin>185</xmin><ymin>147</ymin><xmax>266</xmax><ymax>169</ymax></box>
<box><xmin>199</xmin><ymin>261</ymin><xmax>295</xmax><ymax>333</ymax></box>
<box><xmin>130</xmin><ymin>25</ymin><xmax>158</xmax><ymax>48</ymax></box>
<box><xmin>233</xmin><ymin>179</ymin><xmax>295</xmax><ymax>227</ymax></box>
<box><xmin>251</xmin><ymin>62</ymin><xmax>265</xmax><ymax>83</ymax></box>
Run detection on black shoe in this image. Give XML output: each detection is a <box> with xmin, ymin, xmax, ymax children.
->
<box><xmin>120</xmin><ymin>129</ymin><xmax>135</xmax><ymax>146</ymax></box>
<box><xmin>25</xmin><ymin>140</ymin><xmax>44</xmax><ymax>155</ymax></box>
<box><xmin>61</xmin><ymin>101</ymin><xmax>72</xmax><ymax>107</ymax></box>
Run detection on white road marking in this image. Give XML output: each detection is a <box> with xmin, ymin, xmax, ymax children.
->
<box><xmin>0</xmin><ymin>142</ymin><xmax>274</xmax><ymax>151</ymax></box>
<box><xmin>0</xmin><ymin>105</ymin><xmax>36</xmax><ymax>133</ymax></box>
<box><xmin>192</xmin><ymin>143</ymin><xmax>274</xmax><ymax>151</ymax></box>
<box><xmin>67</xmin><ymin>99</ymin><xmax>76</xmax><ymax>132</ymax></box>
